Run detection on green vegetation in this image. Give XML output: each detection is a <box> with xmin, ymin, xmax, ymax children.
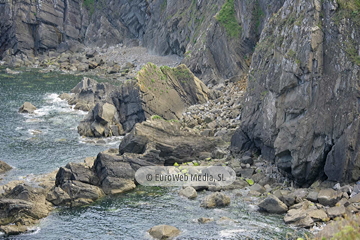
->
<box><xmin>151</xmin><ymin>115</ymin><xmax>163</xmax><ymax>120</ymax></box>
<box><xmin>335</xmin><ymin>0</ymin><xmax>360</xmax><ymax>25</ymax></box>
<box><xmin>215</xmin><ymin>0</ymin><xmax>242</xmax><ymax>37</ymax></box>
<box><xmin>246</xmin><ymin>179</ymin><xmax>254</xmax><ymax>185</ymax></box>
<box><xmin>83</xmin><ymin>0</ymin><xmax>95</xmax><ymax>16</ymax></box>
<box><xmin>172</xmin><ymin>67</ymin><xmax>193</xmax><ymax>81</ymax></box>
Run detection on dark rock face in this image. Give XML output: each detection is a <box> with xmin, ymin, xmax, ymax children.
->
<box><xmin>231</xmin><ymin>0</ymin><xmax>360</xmax><ymax>186</ymax></box>
<box><xmin>119</xmin><ymin>120</ymin><xmax>222</xmax><ymax>165</ymax></box>
<box><xmin>0</xmin><ymin>0</ymin><xmax>284</xmax><ymax>82</ymax></box>
<box><xmin>0</xmin><ymin>0</ymin><xmax>88</xmax><ymax>63</ymax></box>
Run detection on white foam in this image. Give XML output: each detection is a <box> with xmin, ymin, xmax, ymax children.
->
<box><xmin>44</xmin><ymin>93</ymin><xmax>64</xmax><ymax>103</ymax></box>
<box><xmin>28</xmin><ymin>129</ymin><xmax>44</xmax><ymax>135</ymax></box>
<box><xmin>26</xmin><ymin>226</ymin><xmax>41</xmax><ymax>235</ymax></box>
<box><xmin>78</xmin><ymin>136</ymin><xmax>124</xmax><ymax>146</ymax></box>
<box><xmin>219</xmin><ymin>229</ymin><xmax>247</xmax><ymax>238</ymax></box>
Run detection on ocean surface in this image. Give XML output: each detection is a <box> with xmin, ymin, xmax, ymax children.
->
<box><xmin>0</xmin><ymin>68</ymin><xmax>307</xmax><ymax>239</ymax></box>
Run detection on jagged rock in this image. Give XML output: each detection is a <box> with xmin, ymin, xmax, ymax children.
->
<box><xmin>55</xmin><ymin>163</ymin><xmax>99</xmax><ymax>186</ymax></box>
<box><xmin>0</xmin><ymin>225</ymin><xmax>29</xmax><ymax>235</ymax></box>
<box><xmin>326</xmin><ymin>206</ymin><xmax>346</xmax><ymax>218</ymax></box>
<box><xmin>179</xmin><ymin>187</ymin><xmax>197</xmax><ymax>199</ymax></box>
<box><xmin>318</xmin><ymin>189</ymin><xmax>342</xmax><ymax>207</ymax></box>
<box><xmin>94</xmin><ymin>149</ymin><xmax>136</xmax><ymax>195</ymax></box>
<box><xmin>0</xmin><ymin>160</ymin><xmax>12</xmax><ymax>174</ymax></box>
<box><xmin>148</xmin><ymin>225</ymin><xmax>181</xmax><ymax>240</ymax></box>
<box><xmin>85</xmin><ymin>50</ymin><xmax>98</xmax><ymax>58</ymax></box>
<box><xmin>249</xmin><ymin>183</ymin><xmax>266</xmax><ymax>194</ymax></box>
<box><xmin>60</xmin><ymin>181</ymin><xmax>104</xmax><ymax>206</ymax></box>
<box><xmin>46</xmin><ymin>186</ymin><xmax>71</xmax><ymax>206</ymax></box>
<box><xmin>74</xmin><ymin>63</ymin><xmax>209</xmax><ymax>137</ymax></box>
<box><xmin>306</xmin><ymin>191</ymin><xmax>319</xmax><ymax>202</ymax></box>
<box><xmin>119</xmin><ymin>120</ymin><xmax>222</xmax><ymax>165</ymax></box>
<box><xmin>307</xmin><ymin>209</ymin><xmax>328</xmax><ymax>222</ymax></box>
<box><xmin>235</xmin><ymin>168</ymin><xmax>254</xmax><ymax>178</ymax></box>
<box><xmin>258</xmin><ymin>195</ymin><xmax>288</xmax><ymax>214</ymax></box>
<box><xmin>18</xmin><ymin>102</ymin><xmax>36</xmax><ymax>114</ymax></box>
<box><xmin>284</xmin><ymin>208</ymin><xmax>307</xmax><ymax>224</ymax></box>
<box><xmin>349</xmin><ymin>193</ymin><xmax>360</xmax><ymax>203</ymax></box>
<box><xmin>0</xmin><ymin>184</ymin><xmax>52</xmax><ymax>235</ymax></box>
<box><xmin>200</xmin><ymin>192</ymin><xmax>230</xmax><ymax>208</ymax></box>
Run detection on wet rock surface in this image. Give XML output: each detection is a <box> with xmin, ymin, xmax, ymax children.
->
<box><xmin>0</xmin><ymin>161</ymin><xmax>12</xmax><ymax>174</ymax></box>
<box><xmin>18</xmin><ymin>102</ymin><xmax>37</xmax><ymax>114</ymax></box>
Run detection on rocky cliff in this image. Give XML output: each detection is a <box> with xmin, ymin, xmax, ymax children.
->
<box><xmin>0</xmin><ymin>0</ymin><xmax>89</xmax><ymax>64</ymax></box>
<box><xmin>0</xmin><ymin>0</ymin><xmax>284</xmax><ymax>82</ymax></box>
<box><xmin>231</xmin><ymin>0</ymin><xmax>360</xmax><ymax>186</ymax></box>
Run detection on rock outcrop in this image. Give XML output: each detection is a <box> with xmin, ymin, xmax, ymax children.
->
<box><xmin>72</xmin><ymin>63</ymin><xmax>209</xmax><ymax>137</ymax></box>
<box><xmin>119</xmin><ymin>120</ymin><xmax>222</xmax><ymax>165</ymax></box>
<box><xmin>0</xmin><ymin>183</ymin><xmax>52</xmax><ymax>235</ymax></box>
<box><xmin>231</xmin><ymin>0</ymin><xmax>360</xmax><ymax>186</ymax></box>
<box><xmin>48</xmin><ymin>119</ymin><xmax>223</xmax><ymax>205</ymax></box>
<box><xmin>0</xmin><ymin>0</ymin><xmax>88</xmax><ymax>65</ymax></box>
<box><xmin>18</xmin><ymin>102</ymin><xmax>36</xmax><ymax>114</ymax></box>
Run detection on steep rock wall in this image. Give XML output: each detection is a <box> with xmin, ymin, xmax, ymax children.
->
<box><xmin>0</xmin><ymin>0</ymin><xmax>284</xmax><ymax>83</ymax></box>
<box><xmin>0</xmin><ymin>0</ymin><xmax>88</xmax><ymax>61</ymax></box>
<box><xmin>231</xmin><ymin>0</ymin><xmax>360</xmax><ymax>186</ymax></box>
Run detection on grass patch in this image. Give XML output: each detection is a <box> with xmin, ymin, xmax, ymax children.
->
<box><xmin>335</xmin><ymin>0</ymin><xmax>360</xmax><ymax>25</ymax></box>
<box><xmin>151</xmin><ymin>115</ymin><xmax>163</xmax><ymax>120</ymax></box>
<box><xmin>215</xmin><ymin>0</ymin><xmax>242</xmax><ymax>38</ymax></box>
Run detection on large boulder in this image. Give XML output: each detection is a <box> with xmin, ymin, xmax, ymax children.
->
<box><xmin>74</xmin><ymin>63</ymin><xmax>209</xmax><ymax>137</ymax></box>
<box><xmin>93</xmin><ymin>149</ymin><xmax>136</xmax><ymax>195</ymax></box>
<box><xmin>0</xmin><ymin>184</ymin><xmax>52</xmax><ymax>235</ymax></box>
<box><xmin>47</xmin><ymin>162</ymin><xmax>104</xmax><ymax>206</ymax></box>
<box><xmin>18</xmin><ymin>102</ymin><xmax>36</xmax><ymax>114</ymax></box>
<box><xmin>148</xmin><ymin>225</ymin><xmax>181</xmax><ymax>240</ymax></box>
<box><xmin>258</xmin><ymin>195</ymin><xmax>288</xmax><ymax>214</ymax></box>
<box><xmin>78</xmin><ymin>102</ymin><xmax>123</xmax><ymax>137</ymax></box>
<box><xmin>179</xmin><ymin>187</ymin><xmax>197</xmax><ymax>199</ymax></box>
<box><xmin>317</xmin><ymin>188</ymin><xmax>342</xmax><ymax>207</ymax></box>
<box><xmin>200</xmin><ymin>192</ymin><xmax>230</xmax><ymax>208</ymax></box>
<box><xmin>119</xmin><ymin>120</ymin><xmax>222</xmax><ymax>165</ymax></box>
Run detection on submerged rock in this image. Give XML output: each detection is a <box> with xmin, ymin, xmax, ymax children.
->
<box><xmin>148</xmin><ymin>225</ymin><xmax>181</xmax><ymax>240</ymax></box>
<box><xmin>18</xmin><ymin>102</ymin><xmax>36</xmax><ymax>114</ymax></box>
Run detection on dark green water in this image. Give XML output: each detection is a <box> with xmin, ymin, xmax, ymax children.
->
<box><xmin>0</xmin><ymin>68</ymin><xmax>306</xmax><ymax>239</ymax></box>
